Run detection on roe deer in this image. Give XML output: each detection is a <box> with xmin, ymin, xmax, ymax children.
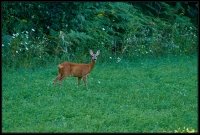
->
<box><xmin>53</xmin><ymin>50</ymin><xmax>100</xmax><ymax>87</ymax></box>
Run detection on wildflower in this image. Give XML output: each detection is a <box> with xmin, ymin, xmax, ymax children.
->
<box><xmin>109</xmin><ymin>57</ymin><xmax>112</xmax><ymax>59</ymax></box>
<box><xmin>12</xmin><ymin>34</ymin><xmax>16</xmax><ymax>38</ymax></box>
<box><xmin>117</xmin><ymin>57</ymin><xmax>121</xmax><ymax>63</ymax></box>
<box><xmin>26</xmin><ymin>47</ymin><xmax>28</xmax><ymax>50</ymax></box>
<box><xmin>98</xmin><ymin>80</ymin><xmax>101</xmax><ymax>84</ymax></box>
<box><xmin>16</xmin><ymin>51</ymin><xmax>18</xmax><ymax>53</ymax></box>
<box><xmin>47</xmin><ymin>26</ymin><xmax>50</xmax><ymax>29</ymax></box>
<box><xmin>31</xmin><ymin>29</ymin><xmax>35</xmax><ymax>32</ymax></box>
<box><xmin>13</xmin><ymin>33</ymin><xmax>17</xmax><ymax>37</ymax></box>
<box><xmin>102</xmin><ymin>28</ymin><xmax>105</xmax><ymax>31</ymax></box>
<box><xmin>2</xmin><ymin>44</ymin><xmax>4</xmax><ymax>47</ymax></box>
<box><xmin>26</xmin><ymin>31</ymin><xmax>28</xmax><ymax>34</ymax></box>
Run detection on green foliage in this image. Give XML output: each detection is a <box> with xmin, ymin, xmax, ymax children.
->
<box><xmin>2</xmin><ymin>55</ymin><xmax>197</xmax><ymax>132</ymax></box>
<box><xmin>2</xmin><ymin>2</ymin><xmax>198</xmax><ymax>68</ymax></box>
<box><xmin>2</xmin><ymin>31</ymin><xmax>51</xmax><ymax>68</ymax></box>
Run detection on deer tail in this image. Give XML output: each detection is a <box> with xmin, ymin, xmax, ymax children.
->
<box><xmin>58</xmin><ymin>64</ymin><xmax>64</xmax><ymax>69</ymax></box>
<box><xmin>58</xmin><ymin>64</ymin><xmax>64</xmax><ymax>74</ymax></box>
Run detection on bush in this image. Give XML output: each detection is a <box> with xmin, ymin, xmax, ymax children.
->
<box><xmin>2</xmin><ymin>2</ymin><xmax>198</xmax><ymax>68</ymax></box>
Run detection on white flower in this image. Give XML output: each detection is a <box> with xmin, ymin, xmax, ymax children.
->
<box><xmin>26</xmin><ymin>31</ymin><xmax>28</xmax><ymax>34</ymax></box>
<box><xmin>2</xmin><ymin>44</ymin><xmax>4</xmax><ymax>47</ymax></box>
<box><xmin>98</xmin><ymin>81</ymin><xmax>101</xmax><ymax>84</ymax></box>
<box><xmin>16</xmin><ymin>51</ymin><xmax>18</xmax><ymax>53</ymax></box>
<box><xmin>32</xmin><ymin>29</ymin><xmax>35</xmax><ymax>32</ymax></box>
<box><xmin>26</xmin><ymin>47</ymin><xmax>28</xmax><ymax>50</ymax></box>
<box><xmin>102</xmin><ymin>28</ymin><xmax>105</xmax><ymax>31</ymax></box>
<box><xmin>117</xmin><ymin>57</ymin><xmax>121</xmax><ymax>63</ymax></box>
<box><xmin>12</xmin><ymin>34</ymin><xmax>16</xmax><ymax>38</ymax></box>
<box><xmin>47</xmin><ymin>26</ymin><xmax>50</xmax><ymax>29</ymax></box>
<box><xmin>109</xmin><ymin>57</ymin><xmax>112</xmax><ymax>59</ymax></box>
<box><xmin>25</xmin><ymin>42</ymin><xmax>28</xmax><ymax>44</ymax></box>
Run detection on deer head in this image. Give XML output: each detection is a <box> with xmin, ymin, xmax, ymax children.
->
<box><xmin>90</xmin><ymin>50</ymin><xmax>100</xmax><ymax>61</ymax></box>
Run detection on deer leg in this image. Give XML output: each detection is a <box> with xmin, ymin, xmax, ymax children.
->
<box><xmin>53</xmin><ymin>74</ymin><xmax>61</xmax><ymax>84</ymax></box>
<box><xmin>77</xmin><ymin>77</ymin><xmax>82</xmax><ymax>86</ymax></box>
<box><xmin>82</xmin><ymin>76</ymin><xmax>87</xmax><ymax>87</ymax></box>
<box><xmin>54</xmin><ymin>73</ymin><xmax>65</xmax><ymax>85</ymax></box>
<box><xmin>58</xmin><ymin>75</ymin><xmax>65</xmax><ymax>85</ymax></box>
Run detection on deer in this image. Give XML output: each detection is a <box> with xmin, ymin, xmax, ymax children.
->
<box><xmin>53</xmin><ymin>50</ymin><xmax>100</xmax><ymax>87</ymax></box>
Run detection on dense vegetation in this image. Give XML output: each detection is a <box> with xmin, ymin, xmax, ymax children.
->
<box><xmin>2</xmin><ymin>2</ymin><xmax>198</xmax><ymax>68</ymax></box>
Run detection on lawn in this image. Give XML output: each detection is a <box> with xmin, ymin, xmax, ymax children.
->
<box><xmin>2</xmin><ymin>55</ymin><xmax>198</xmax><ymax>133</ymax></box>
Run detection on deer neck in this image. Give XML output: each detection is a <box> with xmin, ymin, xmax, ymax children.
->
<box><xmin>89</xmin><ymin>59</ymin><xmax>96</xmax><ymax>70</ymax></box>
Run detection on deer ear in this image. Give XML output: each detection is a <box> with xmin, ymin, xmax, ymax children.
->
<box><xmin>96</xmin><ymin>50</ymin><xmax>100</xmax><ymax>56</ymax></box>
<box><xmin>89</xmin><ymin>50</ymin><xmax>94</xmax><ymax>55</ymax></box>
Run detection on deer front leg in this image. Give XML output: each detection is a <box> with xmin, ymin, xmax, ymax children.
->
<box><xmin>82</xmin><ymin>75</ymin><xmax>87</xmax><ymax>87</ymax></box>
<box><xmin>77</xmin><ymin>77</ymin><xmax>82</xmax><ymax>86</ymax></box>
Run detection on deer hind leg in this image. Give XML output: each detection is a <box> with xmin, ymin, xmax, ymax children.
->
<box><xmin>58</xmin><ymin>74</ymin><xmax>65</xmax><ymax>85</ymax></box>
<box><xmin>53</xmin><ymin>74</ymin><xmax>62</xmax><ymax>84</ymax></box>
<box><xmin>54</xmin><ymin>65</ymin><xmax>67</xmax><ymax>85</ymax></box>
<box><xmin>53</xmin><ymin>74</ymin><xmax>60</xmax><ymax>84</ymax></box>
<box><xmin>54</xmin><ymin>73</ymin><xmax>65</xmax><ymax>85</ymax></box>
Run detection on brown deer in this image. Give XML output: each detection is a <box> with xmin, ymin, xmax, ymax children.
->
<box><xmin>53</xmin><ymin>50</ymin><xmax>100</xmax><ymax>87</ymax></box>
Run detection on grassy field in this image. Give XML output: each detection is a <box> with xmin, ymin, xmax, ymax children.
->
<box><xmin>2</xmin><ymin>55</ymin><xmax>198</xmax><ymax>133</ymax></box>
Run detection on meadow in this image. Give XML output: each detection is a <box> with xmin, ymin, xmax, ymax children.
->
<box><xmin>2</xmin><ymin>54</ymin><xmax>198</xmax><ymax>133</ymax></box>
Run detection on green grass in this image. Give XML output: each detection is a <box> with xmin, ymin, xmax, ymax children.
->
<box><xmin>2</xmin><ymin>55</ymin><xmax>198</xmax><ymax>133</ymax></box>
